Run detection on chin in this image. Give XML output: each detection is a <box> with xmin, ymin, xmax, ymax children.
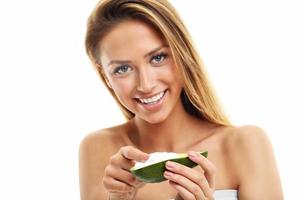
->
<box><xmin>140</xmin><ymin>112</ymin><xmax>169</xmax><ymax>124</ymax></box>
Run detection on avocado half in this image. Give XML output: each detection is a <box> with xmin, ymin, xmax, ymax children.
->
<box><xmin>130</xmin><ymin>151</ymin><xmax>208</xmax><ymax>183</ymax></box>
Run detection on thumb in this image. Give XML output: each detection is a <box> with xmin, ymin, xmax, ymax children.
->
<box><xmin>120</xmin><ymin>146</ymin><xmax>149</xmax><ymax>162</ymax></box>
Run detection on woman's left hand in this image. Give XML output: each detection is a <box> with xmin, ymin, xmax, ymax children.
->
<box><xmin>164</xmin><ymin>151</ymin><xmax>216</xmax><ymax>200</ymax></box>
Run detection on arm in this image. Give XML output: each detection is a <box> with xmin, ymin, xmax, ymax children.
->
<box><xmin>79</xmin><ymin>131</ymin><xmax>110</xmax><ymax>200</ymax></box>
<box><xmin>230</xmin><ymin>125</ymin><xmax>284</xmax><ymax>200</ymax></box>
<box><xmin>79</xmin><ymin>131</ymin><xmax>149</xmax><ymax>200</ymax></box>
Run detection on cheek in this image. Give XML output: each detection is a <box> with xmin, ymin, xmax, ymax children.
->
<box><xmin>160</xmin><ymin>64</ymin><xmax>183</xmax><ymax>85</ymax></box>
<box><xmin>111</xmin><ymin>78</ymin><xmax>136</xmax><ymax>100</ymax></box>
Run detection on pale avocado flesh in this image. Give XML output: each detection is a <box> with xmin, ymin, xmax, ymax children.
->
<box><xmin>130</xmin><ymin>151</ymin><xmax>208</xmax><ymax>183</ymax></box>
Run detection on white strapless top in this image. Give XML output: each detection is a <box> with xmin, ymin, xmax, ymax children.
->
<box><xmin>214</xmin><ymin>190</ymin><xmax>238</xmax><ymax>200</ymax></box>
<box><xmin>169</xmin><ymin>189</ymin><xmax>238</xmax><ymax>200</ymax></box>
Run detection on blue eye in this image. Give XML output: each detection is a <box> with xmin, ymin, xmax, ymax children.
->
<box><xmin>113</xmin><ymin>65</ymin><xmax>131</xmax><ymax>75</ymax></box>
<box><xmin>151</xmin><ymin>53</ymin><xmax>168</xmax><ymax>64</ymax></box>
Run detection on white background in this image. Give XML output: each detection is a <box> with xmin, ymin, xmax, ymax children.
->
<box><xmin>0</xmin><ymin>0</ymin><xmax>299</xmax><ymax>199</ymax></box>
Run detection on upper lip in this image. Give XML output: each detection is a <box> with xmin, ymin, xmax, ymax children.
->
<box><xmin>134</xmin><ymin>89</ymin><xmax>166</xmax><ymax>99</ymax></box>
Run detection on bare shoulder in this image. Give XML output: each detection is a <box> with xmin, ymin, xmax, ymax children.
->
<box><xmin>224</xmin><ymin>124</ymin><xmax>271</xmax><ymax>151</ymax></box>
<box><xmin>80</xmin><ymin>128</ymin><xmax>111</xmax><ymax>151</ymax></box>
<box><xmin>79</xmin><ymin>122</ymin><xmax>131</xmax><ymax>155</ymax></box>
<box><xmin>79</xmin><ymin>123</ymin><xmax>130</xmax><ymax>170</ymax></box>
<box><xmin>80</xmin><ymin>126</ymin><xmax>122</xmax><ymax>154</ymax></box>
<box><xmin>223</xmin><ymin>124</ymin><xmax>274</xmax><ymax>170</ymax></box>
<box><xmin>79</xmin><ymin>124</ymin><xmax>128</xmax><ymax>200</ymax></box>
<box><xmin>223</xmin><ymin>125</ymin><xmax>283</xmax><ymax>199</ymax></box>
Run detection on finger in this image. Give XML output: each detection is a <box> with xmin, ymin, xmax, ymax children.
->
<box><xmin>105</xmin><ymin>166</ymin><xmax>139</xmax><ymax>187</ymax></box>
<box><xmin>110</xmin><ymin>154</ymin><xmax>136</xmax><ymax>170</ymax></box>
<box><xmin>164</xmin><ymin>171</ymin><xmax>206</xmax><ymax>200</ymax></box>
<box><xmin>120</xmin><ymin>146</ymin><xmax>149</xmax><ymax>162</ymax></box>
<box><xmin>188</xmin><ymin>151</ymin><xmax>216</xmax><ymax>189</ymax></box>
<box><xmin>169</xmin><ymin>180</ymin><xmax>197</xmax><ymax>200</ymax></box>
<box><xmin>165</xmin><ymin>161</ymin><xmax>212</xmax><ymax>199</ymax></box>
<box><xmin>103</xmin><ymin>176</ymin><xmax>133</xmax><ymax>193</ymax></box>
<box><xmin>109</xmin><ymin>192</ymin><xmax>136</xmax><ymax>200</ymax></box>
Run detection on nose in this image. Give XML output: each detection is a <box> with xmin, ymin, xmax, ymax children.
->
<box><xmin>136</xmin><ymin>66</ymin><xmax>156</xmax><ymax>93</ymax></box>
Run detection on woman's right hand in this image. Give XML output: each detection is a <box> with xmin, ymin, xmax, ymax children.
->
<box><xmin>103</xmin><ymin>146</ymin><xmax>149</xmax><ymax>200</ymax></box>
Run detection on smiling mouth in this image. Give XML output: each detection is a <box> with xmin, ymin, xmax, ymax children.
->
<box><xmin>135</xmin><ymin>90</ymin><xmax>167</xmax><ymax>105</ymax></box>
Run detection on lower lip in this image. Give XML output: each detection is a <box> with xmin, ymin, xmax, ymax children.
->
<box><xmin>137</xmin><ymin>90</ymin><xmax>167</xmax><ymax>112</ymax></box>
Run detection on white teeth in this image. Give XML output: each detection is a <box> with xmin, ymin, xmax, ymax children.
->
<box><xmin>139</xmin><ymin>91</ymin><xmax>165</xmax><ymax>104</ymax></box>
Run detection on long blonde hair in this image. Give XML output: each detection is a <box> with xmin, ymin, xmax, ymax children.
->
<box><xmin>85</xmin><ymin>0</ymin><xmax>231</xmax><ymax>126</ymax></box>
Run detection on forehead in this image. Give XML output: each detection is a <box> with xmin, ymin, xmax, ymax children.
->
<box><xmin>99</xmin><ymin>20</ymin><xmax>166</xmax><ymax>66</ymax></box>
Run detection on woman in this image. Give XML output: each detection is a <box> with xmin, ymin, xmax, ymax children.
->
<box><xmin>79</xmin><ymin>0</ymin><xmax>283</xmax><ymax>199</ymax></box>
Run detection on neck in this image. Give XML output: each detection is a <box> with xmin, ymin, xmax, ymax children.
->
<box><xmin>129</xmin><ymin>101</ymin><xmax>216</xmax><ymax>153</ymax></box>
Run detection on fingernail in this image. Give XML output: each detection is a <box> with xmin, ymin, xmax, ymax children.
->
<box><xmin>142</xmin><ymin>155</ymin><xmax>149</xmax><ymax>163</ymax></box>
<box><xmin>166</xmin><ymin>161</ymin><xmax>175</xmax><ymax>168</ymax></box>
<box><xmin>188</xmin><ymin>151</ymin><xmax>198</xmax><ymax>158</ymax></box>
<box><xmin>164</xmin><ymin>171</ymin><xmax>173</xmax><ymax>177</ymax></box>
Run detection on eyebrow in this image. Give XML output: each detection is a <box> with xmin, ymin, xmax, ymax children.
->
<box><xmin>107</xmin><ymin>44</ymin><xmax>169</xmax><ymax>67</ymax></box>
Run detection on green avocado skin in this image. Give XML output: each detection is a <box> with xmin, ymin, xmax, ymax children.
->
<box><xmin>130</xmin><ymin>151</ymin><xmax>208</xmax><ymax>183</ymax></box>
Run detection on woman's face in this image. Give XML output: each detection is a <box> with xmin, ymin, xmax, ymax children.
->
<box><xmin>99</xmin><ymin>20</ymin><xmax>183</xmax><ymax>123</ymax></box>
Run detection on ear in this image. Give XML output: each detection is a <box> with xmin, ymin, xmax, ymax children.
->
<box><xmin>96</xmin><ymin>63</ymin><xmax>113</xmax><ymax>89</ymax></box>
